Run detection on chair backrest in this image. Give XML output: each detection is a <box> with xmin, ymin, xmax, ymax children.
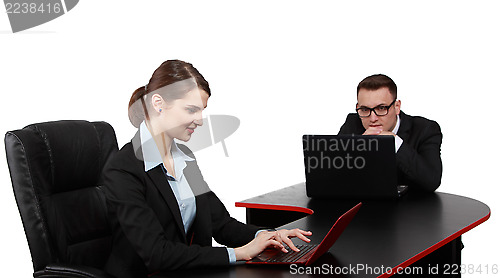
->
<box><xmin>4</xmin><ymin>120</ymin><xmax>118</xmax><ymax>272</ymax></box>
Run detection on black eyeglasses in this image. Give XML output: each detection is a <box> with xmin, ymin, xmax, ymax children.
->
<box><xmin>356</xmin><ymin>99</ymin><xmax>396</xmax><ymax>117</ymax></box>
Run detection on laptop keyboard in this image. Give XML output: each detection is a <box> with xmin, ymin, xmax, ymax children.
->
<box><xmin>265</xmin><ymin>244</ymin><xmax>317</xmax><ymax>263</ymax></box>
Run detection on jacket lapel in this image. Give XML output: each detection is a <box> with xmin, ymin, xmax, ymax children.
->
<box><xmin>396</xmin><ymin>111</ymin><xmax>412</xmax><ymax>141</ymax></box>
<box><xmin>147</xmin><ymin>166</ymin><xmax>187</xmax><ymax>242</ymax></box>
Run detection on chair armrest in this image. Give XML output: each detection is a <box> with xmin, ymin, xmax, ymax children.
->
<box><xmin>33</xmin><ymin>263</ymin><xmax>115</xmax><ymax>278</ymax></box>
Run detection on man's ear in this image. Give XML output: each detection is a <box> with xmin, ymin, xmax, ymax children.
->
<box><xmin>395</xmin><ymin>100</ymin><xmax>401</xmax><ymax>115</ymax></box>
<box><xmin>151</xmin><ymin>94</ymin><xmax>163</xmax><ymax>113</ymax></box>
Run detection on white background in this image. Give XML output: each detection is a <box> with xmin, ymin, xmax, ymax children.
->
<box><xmin>1</xmin><ymin>1</ymin><xmax>498</xmax><ymax>276</ymax></box>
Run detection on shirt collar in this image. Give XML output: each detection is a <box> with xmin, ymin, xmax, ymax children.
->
<box><xmin>392</xmin><ymin>114</ymin><xmax>401</xmax><ymax>135</ymax></box>
<box><xmin>139</xmin><ymin>121</ymin><xmax>194</xmax><ymax>172</ymax></box>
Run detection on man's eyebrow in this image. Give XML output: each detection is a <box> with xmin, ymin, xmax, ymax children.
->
<box><xmin>359</xmin><ymin>102</ymin><xmax>390</xmax><ymax>108</ymax></box>
<box><xmin>377</xmin><ymin>102</ymin><xmax>392</xmax><ymax>106</ymax></box>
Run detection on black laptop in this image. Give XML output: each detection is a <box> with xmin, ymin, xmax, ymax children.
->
<box><xmin>302</xmin><ymin>135</ymin><xmax>407</xmax><ymax>199</ymax></box>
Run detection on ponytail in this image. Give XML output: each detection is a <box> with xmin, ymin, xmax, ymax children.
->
<box><xmin>128</xmin><ymin>85</ymin><xmax>149</xmax><ymax>128</ymax></box>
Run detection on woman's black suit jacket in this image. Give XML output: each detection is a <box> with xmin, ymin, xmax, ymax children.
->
<box><xmin>102</xmin><ymin>134</ymin><xmax>259</xmax><ymax>278</ymax></box>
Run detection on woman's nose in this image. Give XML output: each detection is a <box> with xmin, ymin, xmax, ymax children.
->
<box><xmin>194</xmin><ymin>114</ymin><xmax>203</xmax><ymax>126</ymax></box>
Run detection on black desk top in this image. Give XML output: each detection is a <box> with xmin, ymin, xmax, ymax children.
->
<box><xmin>153</xmin><ymin>183</ymin><xmax>490</xmax><ymax>278</ymax></box>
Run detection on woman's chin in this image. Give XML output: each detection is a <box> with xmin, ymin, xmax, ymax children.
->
<box><xmin>176</xmin><ymin>135</ymin><xmax>191</xmax><ymax>142</ymax></box>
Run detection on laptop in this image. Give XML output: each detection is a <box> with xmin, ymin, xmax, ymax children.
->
<box><xmin>302</xmin><ymin>135</ymin><xmax>408</xmax><ymax>199</ymax></box>
<box><xmin>246</xmin><ymin>202</ymin><xmax>361</xmax><ymax>266</ymax></box>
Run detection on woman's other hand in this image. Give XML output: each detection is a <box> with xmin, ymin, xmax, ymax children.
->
<box><xmin>274</xmin><ymin>228</ymin><xmax>312</xmax><ymax>252</ymax></box>
<box><xmin>234</xmin><ymin>228</ymin><xmax>312</xmax><ymax>261</ymax></box>
<box><xmin>234</xmin><ymin>231</ymin><xmax>283</xmax><ymax>261</ymax></box>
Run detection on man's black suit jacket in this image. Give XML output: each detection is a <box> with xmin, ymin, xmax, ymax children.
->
<box><xmin>338</xmin><ymin>111</ymin><xmax>442</xmax><ymax>192</ymax></box>
<box><xmin>102</xmin><ymin>135</ymin><xmax>259</xmax><ymax>278</ymax></box>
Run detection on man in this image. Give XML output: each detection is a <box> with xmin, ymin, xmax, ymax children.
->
<box><xmin>338</xmin><ymin>74</ymin><xmax>442</xmax><ymax>193</ymax></box>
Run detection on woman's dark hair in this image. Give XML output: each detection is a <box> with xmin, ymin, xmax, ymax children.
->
<box><xmin>128</xmin><ymin>60</ymin><xmax>211</xmax><ymax>127</ymax></box>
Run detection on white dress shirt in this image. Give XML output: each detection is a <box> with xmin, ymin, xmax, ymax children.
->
<box><xmin>392</xmin><ymin>115</ymin><xmax>403</xmax><ymax>152</ymax></box>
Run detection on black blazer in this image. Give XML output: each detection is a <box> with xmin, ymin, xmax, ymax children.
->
<box><xmin>101</xmin><ymin>133</ymin><xmax>259</xmax><ymax>278</ymax></box>
<box><xmin>338</xmin><ymin>111</ymin><xmax>443</xmax><ymax>192</ymax></box>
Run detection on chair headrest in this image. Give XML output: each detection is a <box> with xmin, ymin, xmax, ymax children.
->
<box><xmin>24</xmin><ymin>120</ymin><xmax>117</xmax><ymax>193</ymax></box>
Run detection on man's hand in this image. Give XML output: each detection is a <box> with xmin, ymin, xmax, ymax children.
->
<box><xmin>363</xmin><ymin>126</ymin><xmax>383</xmax><ymax>135</ymax></box>
<box><xmin>363</xmin><ymin>127</ymin><xmax>396</xmax><ymax>137</ymax></box>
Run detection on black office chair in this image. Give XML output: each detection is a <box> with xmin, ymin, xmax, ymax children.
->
<box><xmin>5</xmin><ymin>120</ymin><xmax>118</xmax><ymax>278</ymax></box>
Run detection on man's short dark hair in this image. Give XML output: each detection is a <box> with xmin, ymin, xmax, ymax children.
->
<box><xmin>357</xmin><ymin>74</ymin><xmax>397</xmax><ymax>99</ymax></box>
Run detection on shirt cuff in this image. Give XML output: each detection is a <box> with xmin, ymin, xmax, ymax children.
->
<box><xmin>227</xmin><ymin>248</ymin><xmax>236</xmax><ymax>263</ymax></box>
<box><xmin>255</xmin><ymin>229</ymin><xmax>268</xmax><ymax>237</ymax></box>
<box><xmin>395</xmin><ymin>135</ymin><xmax>403</xmax><ymax>152</ymax></box>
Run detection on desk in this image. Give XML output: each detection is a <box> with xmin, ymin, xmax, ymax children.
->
<box><xmin>153</xmin><ymin>183</ymin><xmax>490</xmax><ymax>278</ymax></box>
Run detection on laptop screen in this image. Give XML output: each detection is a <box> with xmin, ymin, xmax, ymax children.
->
<box><xmin>303</xmin><ymin>135</ymin><xmax>398</xmax><ymax>199</ymax></box>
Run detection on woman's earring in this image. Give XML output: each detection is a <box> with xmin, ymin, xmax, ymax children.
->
<box><xmin>159</xmin><ymin>108</ymin><xmax>162</xmax><ymax>113</ymax></box>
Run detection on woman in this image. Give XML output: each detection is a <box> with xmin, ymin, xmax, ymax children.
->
<box><xmin>102</xmin><ymin>60</ymin><xmax>311</xmax><ymax>278</ymax></box>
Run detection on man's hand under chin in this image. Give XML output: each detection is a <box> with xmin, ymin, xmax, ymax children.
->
<box><xmin>363</xmin><ymin>127</ymin><xmax>396</xmax><ymax>137</ymax></box>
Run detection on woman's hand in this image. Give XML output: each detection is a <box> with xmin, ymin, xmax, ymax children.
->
<box><xmin>234</xmin><ymin>228</ymin><xmax>313</xmax><ymax>261</ymax></box>
<box><xmin>234</xmin><ymin>231</ymin><xmax>284</xmax><ymax>261</ymax></box>
<box><xmin>274</xmin><ymin>228</ymin><xmax>312</xmax><ymax>252</ymax></box>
